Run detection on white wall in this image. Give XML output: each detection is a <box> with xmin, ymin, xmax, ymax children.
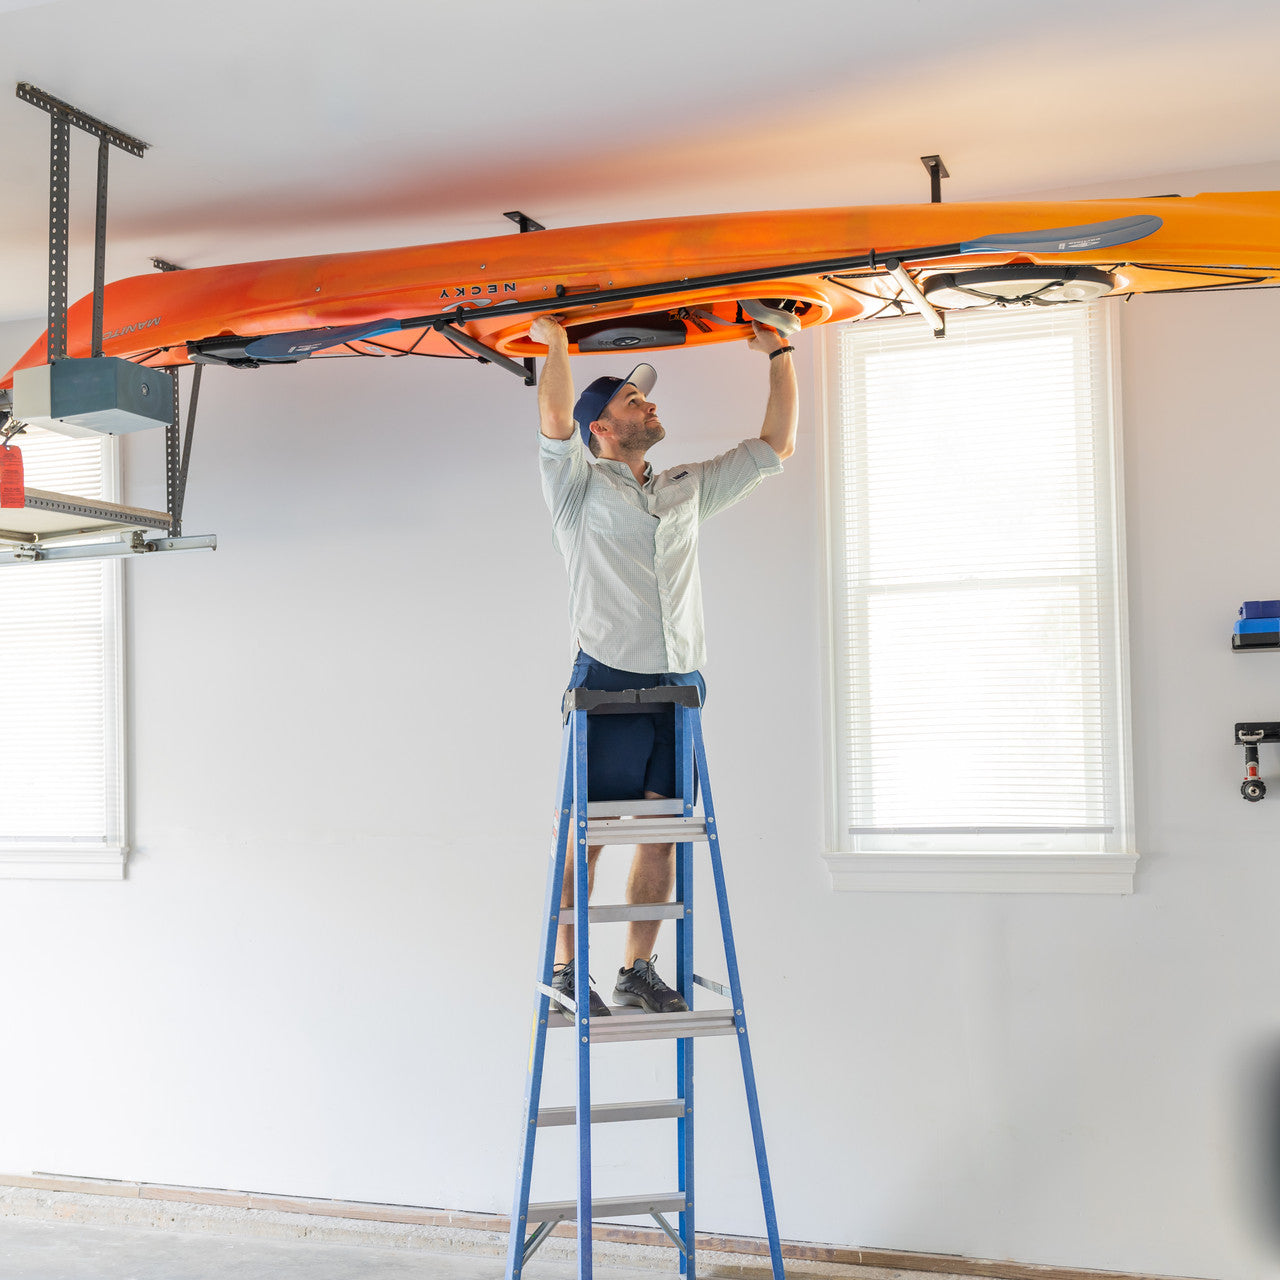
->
<box><xmin>3</xmin><ymin>164</ymin><xmax>1280</xmax><ymax>1278</ymax></box>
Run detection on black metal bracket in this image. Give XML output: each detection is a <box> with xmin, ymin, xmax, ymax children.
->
<box><xmin>1236</xmin><ymin>723</ymin><xmax>1279</xmax><ymax>802</ymax></box>
<box><xmin>505</xmin><ymin>213</ymin><xmax>543</xmax><ymax>385</ymax></box>
<box><xmin>17</xmin><ymin>83</ymin><xmax>149</xmax><ymax>362</ymax></box>
<box><xmin>503</xmin><ymin>210</ymin><xmax>545</xmax><ymax>234</ymax></box>
<box><xmin>151</xmin><ymin>257</ymin><xmax>184</xmax><ymax>273</ymax></box>
<box><xmin>921</xmin><ymin>154</ymin><xmax>949</xmax><ymax>204</ymax></box>
<box><xmin>435</xmin><ymin>320</ymin><xmax>536</xmax><ymax>383</ymax></box>
<box><xmin>1236</xmin><ymin>723</ymin><xmax>1280</xmax><ymax>745</ymax></box>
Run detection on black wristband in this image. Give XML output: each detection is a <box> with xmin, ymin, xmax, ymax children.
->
<box><xmin>769</xmin><ymin>345</ymin><xmax>795</xmax><ymax>360</ymax></box>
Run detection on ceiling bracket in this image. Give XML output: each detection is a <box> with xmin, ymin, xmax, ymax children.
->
<box><xmin>504</xmin><ymin>210</ymin><xmax>546</xmax><ymax>234</ymax></box>
<box><xmin>920</xmin><ymin>154</ymin><xmax>949</xmax><ymax>204</ymax></box>
<box><xmin>17</xmin><ymin>83</ymin><xmax>149</xmax><ymax>362</ymax></box>
<box><xmin>503</xmin><ymin>212</ymin><xmax>545</xmax><ymax>384</ymax></box>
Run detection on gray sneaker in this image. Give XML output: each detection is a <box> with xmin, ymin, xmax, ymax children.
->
<box><xmin>613</xmin><ymin>956</ymin><xmax>689</xmax><ymax>1014</ymax></box>
<box><xmin>552</xmin><ymin>959</ymin><xmax>612</xmax><ymax>1019</ymax></box>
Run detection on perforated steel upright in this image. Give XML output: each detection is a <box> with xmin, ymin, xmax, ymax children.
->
<box><xmin>506</xmin><ymin>687</ymin><xmax>784</xmax><ymax>1280</ymax></box>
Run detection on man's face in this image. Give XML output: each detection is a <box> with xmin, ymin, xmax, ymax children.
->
<box><xmin>595</xmin><ymin>383</ymin><xmax>664</xmax><ymax>453</ymax></box>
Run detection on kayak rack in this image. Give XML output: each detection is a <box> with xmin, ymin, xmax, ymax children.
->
<box><xmin>0</xmin><ymin>84</ymin><xmax>216</xmax><ymax>568</ymax></box>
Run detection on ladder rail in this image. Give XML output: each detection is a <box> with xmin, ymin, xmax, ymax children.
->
<box><xmin>572</xmin><ymin>709</ymin><xmax>594</xmax><ymax>1280</ymax></box>
<box><xmin>691</xmin><ymin>715</ymin><xmax>785</xmax><ymax>1280</ymax></box>
<box><xmin>675</xmin><ymin>702</ymin><xmax>697</xmax><ymax>1278</ymax></box>
<box><xmin>506</xmin><ymin>722</ymin><xmax>575</xmax><ymax>1280</ymax></box>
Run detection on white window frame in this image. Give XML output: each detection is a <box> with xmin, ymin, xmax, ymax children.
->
<box><xmin>818</xmin><ymin>305</ymin><xmax>1137</xmax><ymax>894</ymax></box>
<box><xmin>0</xmin><ymin>431</ymin><xmax>128</xmax><ymax>880</ymax></box>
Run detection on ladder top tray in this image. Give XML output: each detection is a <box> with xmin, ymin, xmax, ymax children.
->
<box><xmin>563</xmin><ymin>686</ymin><xmax>702</xmax><ymax>720</ymax></box>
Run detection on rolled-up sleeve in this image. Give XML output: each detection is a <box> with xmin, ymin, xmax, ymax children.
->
<box><xmin>695</xmin><ymin>437</ymin><xmax>783</xmax><ymax>522</ymax></box>
<box><xmin>539</xmin><ymin>431</ymin><xmax>590</xmax><ymax>546</ymax></box>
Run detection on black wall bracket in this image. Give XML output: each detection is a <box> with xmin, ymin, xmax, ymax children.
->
<box><xmin>1236</xmin><ymin>723</ymin><xmax>1280</xmax><ymax>802</ymax></box>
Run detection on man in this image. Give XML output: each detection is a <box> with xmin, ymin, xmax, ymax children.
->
<box><xmin>531</xmin><ymin>312</ymin><xmax>797</xmax><ymax>1018</ymax></box>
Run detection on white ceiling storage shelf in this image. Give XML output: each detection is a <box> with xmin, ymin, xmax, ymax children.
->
<box><xmin>0</xmin><ymin>489</ymin><xmax>171</xmax><ymax>542</ymax></box>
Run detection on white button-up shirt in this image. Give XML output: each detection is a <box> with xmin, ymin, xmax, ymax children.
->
<box><xmin>539</xmin><ymin>430</ymin><xmax>783</xmax><ymax>673</ymax></box>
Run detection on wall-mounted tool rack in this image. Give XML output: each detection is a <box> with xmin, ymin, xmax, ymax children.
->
<box><xmin>1236</xmin><ymin>723</ymin><xmax>1280</xmax><ymax>802</ymax></box>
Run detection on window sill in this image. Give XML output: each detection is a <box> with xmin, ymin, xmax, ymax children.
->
<box><xmin>0</xmin><ymin>844</ymin><xmax>127</xmax><ymax>880</ymax></box>
<box><xmin>822</xmin><ymin>851</ymin><xmax>1137</xmax><ymax>894</ymax></box>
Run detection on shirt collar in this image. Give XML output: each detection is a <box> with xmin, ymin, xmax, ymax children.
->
<box><xmin>595</xmin><ymin>457</ymin><xmax>653</xmax><ymax>487</ymax></box>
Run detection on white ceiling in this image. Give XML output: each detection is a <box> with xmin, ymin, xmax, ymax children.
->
<box><xmin>1</xmin><ymin>0</ymin><xmax>1278</xmax><ymax>322</ymax></box>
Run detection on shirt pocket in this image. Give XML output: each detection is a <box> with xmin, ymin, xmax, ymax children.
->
<box><xmin>585</xmin><ymin>486</ymin><xmax>658</xmax><ymax>540</ymax></box>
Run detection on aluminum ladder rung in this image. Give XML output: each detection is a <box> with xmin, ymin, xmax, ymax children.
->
<box><xmin>585</xmin><ymin>817</ymin><xmax>709</xmax><ymax>844</ymax></box>
<box><xmin>586</xmin><ymin>799</ymin><xmax>685</xmax><ymax>818</ymax></box>
<box><xmin>555</xmin><ymin>902</ymin><xmax>684</xmax><ymax>925</ymax></box>
<box><xmin>525</xmin><ymin>1192</ymin><xmax>686</xmax><ymax>1223</ymax></box>
<box><xmin>536</xmin><ymin>1099</ymin><xmax>685</xmax><ymax>1127</ymax></box>
<box><xmin>550</xmin><ymin>1007</ymin><xmax>738</xmax><ymax>1043</ymax></box>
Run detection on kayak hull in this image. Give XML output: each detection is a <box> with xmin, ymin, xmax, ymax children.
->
<box><xmin>5</xmin><ymin>191</ymin><xmax>1280</xmax><ymax>386</ymax></box>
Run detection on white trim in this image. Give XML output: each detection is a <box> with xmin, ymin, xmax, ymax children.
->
<box><xmin>822</xmin><ymin>851</ymin><xmax>1137</xmax><ymax>894</ymax></box>
<box><xmin>817</xmin><ymin>308</ymin><xmax>1137</xmax><ymax>892</ymax></box>
<box><xmin>104</xmin><ymin>433</ymin><xmax>128</xmax><ymax>867</ymax></box>
<box><xmin>1101</xmin><ymin>304</ymin><xmax>1138</xmax><ymax>860</ymax></box>
<box><xmin>0</xmin><ymin>844</ymin><xmax>126</xmax><ymax>880</ymax></box>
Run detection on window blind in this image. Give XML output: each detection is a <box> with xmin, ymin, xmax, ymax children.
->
<box><xmin>830</xmin><ymin>305</ymin><xmax>1128</xmax><ymax>854</ymax></box>
<box><xmin>0</xmin><ymin>426</ymin><xmax>123</xmax><ymax>848</ymax></box>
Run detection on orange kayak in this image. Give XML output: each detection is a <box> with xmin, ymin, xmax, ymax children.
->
<box><xmin>4</xmin><ymin>190</ymin><xmax>1279</xmax><ymax>386</ymax></box>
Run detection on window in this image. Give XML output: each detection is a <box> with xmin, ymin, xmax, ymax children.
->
<box><xmin>0</xmin><ymin>426</ymin><xmax>126</xmax><ymax>879</ymax></box>
<box><xmin>822</xmin><ymin>303</ymin><xmax>1135</xmax><ymax>893</ymax></box>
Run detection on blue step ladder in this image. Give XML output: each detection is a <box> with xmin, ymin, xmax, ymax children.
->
<box><xmin>506</xmin><ymin>686</ymin><xmax>785</xmax><ymax>1280</ymax></box>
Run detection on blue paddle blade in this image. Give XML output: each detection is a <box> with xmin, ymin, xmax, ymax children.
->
<box><xmin>958</xmin><ymin>214</ymin><xmax>1162</xmax><ymax>256</ymax></box>
<box><xmin>244</xmin><ymin>320</ymin><xmax>402</xmax><ymax>361</ymax></box>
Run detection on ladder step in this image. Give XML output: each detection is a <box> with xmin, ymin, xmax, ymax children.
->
<box><xmin>556</xmin><ymin>903</ymin><xmax>684</xmax><ymax>925</ymax></box>
<box><xmin>526</xmin><ymin>1192</ymin><xmax>686</xmax><ymax>1223</ymax></box>
<box><xmin>586</xmin><ymin>817</ymin><xmax>709</xmax><ymax>844</ymax></box>
<box><xmin>587</xmin><ymin>799</ymin><xmax>685</xmax><ymax>818</ymax></box>
<box><xmin>550</xmin><ymin>1007</ymin><xmax>738</xmax><ymax>1043</ymax></box>
<box><xmin>536</xmin><ymin>1099</ymin><xmax>686</xmax><ymax>1127</ymax></box>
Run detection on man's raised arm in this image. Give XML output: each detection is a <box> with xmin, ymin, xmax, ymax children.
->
<box><xmin>748</xmin><ymin>321</ymin><xmax>798</xmax><ymax>462</ymax></box>
<box><xmin>530</xmin><ymin>315</ymin><xmax>575</xmax><ymax>440</ymax></box>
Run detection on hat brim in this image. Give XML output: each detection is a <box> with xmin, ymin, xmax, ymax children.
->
<box><xmin>609</xmin><ymin>362</ymin><xmax>657</xmax><ymax>405</ymax></box>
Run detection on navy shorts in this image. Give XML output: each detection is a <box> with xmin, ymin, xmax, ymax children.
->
<box><xmin>565</xmin><ymin>652</ymin><xmax>707</xmax><ymax>801</ymax></box>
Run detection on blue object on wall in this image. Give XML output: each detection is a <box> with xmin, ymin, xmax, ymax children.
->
<box><xmin>1240</xmin><ymin>600</ymin><xmax>1280</xmax><ymax>619</ymax></box>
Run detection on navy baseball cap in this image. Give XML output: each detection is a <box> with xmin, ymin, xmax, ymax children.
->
<box><xmin>572</xmin><ymin>363</ymin><xmax>658</xmax><ymax>446</ymax></box>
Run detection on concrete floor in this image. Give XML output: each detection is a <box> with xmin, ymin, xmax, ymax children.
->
<box><xmin>0</xmin><ymin>1217</ymin><xmax>673</xmax><ymax>1280</ymax></box>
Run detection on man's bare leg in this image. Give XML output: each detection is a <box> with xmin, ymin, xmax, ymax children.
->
<box><xmin>555</xmin><ymin>840</ymin><xmax>603</xmax><ymax>967</ymax></box>
<box><xmin>624</xmin><ymin>842</ymin><xmax>676</xmax><ymax>966</ymax></box>
<box><xmin>623</xmin><ymin>789</ymin><xmax>676</xmax><ymax>967</ymax></box>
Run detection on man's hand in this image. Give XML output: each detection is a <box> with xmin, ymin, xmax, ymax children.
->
<box><xmin>533</xmin><ymin>315</ymin><xmax>576</xmax><ymax>440</ymax></box>
<box><xmin>530</xmin><ymin>314</ymin><xmax>569</xmax><ymax>348</ymax></box>
<box><xmin>747</xmin><ymin>320</ymin><xmax>788</xmax><ymax>356</ymax></box>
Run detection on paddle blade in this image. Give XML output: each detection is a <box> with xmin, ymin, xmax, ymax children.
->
<box><xmin>958</xmin><ymin>214</ymin><xmax>1162</xmax><ymax>256</ymax></box>
<box><xmin>244</xmin><ymin>320</ymin><xmax>401</xmax><ymax>361</ymax></box>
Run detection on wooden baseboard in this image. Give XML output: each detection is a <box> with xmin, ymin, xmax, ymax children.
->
<box><xmin>0</xmin><ymin>1172</ymin><xmax>1203</xmax><ymax>1280</ymax></box>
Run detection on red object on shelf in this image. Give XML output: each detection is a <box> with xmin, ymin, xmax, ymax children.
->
<box><xmin>0</xmin><ymin>445</ymin><xmax>23</xmax><ymax>508</ymax></box>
